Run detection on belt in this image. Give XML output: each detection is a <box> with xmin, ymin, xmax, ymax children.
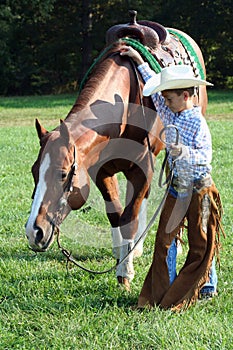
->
<box><xmin>171</xmin><ymin>175</ymin><xmax>212</xmax><ymax>193</ymax></box>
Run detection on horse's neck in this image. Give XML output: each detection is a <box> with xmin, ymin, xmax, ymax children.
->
<box><xmin>65</xmin><ymin>58</ymin><xmax>134</xmax><ymax>150</ymax></box>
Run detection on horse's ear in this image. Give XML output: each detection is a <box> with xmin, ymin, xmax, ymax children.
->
<box><xmin>35</xmin><ymin>119</ymin><xmax>48</xmax><ymax>139</ymax></box>
<box><xmin>60</xmin><ymin>121</ymin><xmax>71</xmax><ymax>147</ymax></box>
<box><xmin>60</xmin><ymin>119</ymin><xmax>64</xmax><ymax>124</ymax></box>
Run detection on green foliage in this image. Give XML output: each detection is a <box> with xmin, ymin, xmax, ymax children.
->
<box><xmin>0</xmin><ymin>92</ymin><xmax>232</xmax><ymax>349</ymax></box>
<box><xmin>0</xmin><ymin>0</ymin><xmax>232</xmax><ymax>95</ymax></box>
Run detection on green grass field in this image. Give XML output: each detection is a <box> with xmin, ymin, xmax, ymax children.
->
<box><xmin>0</xmin><ymin>91</ymin><xmax>232</xmax><ymax>349</ymax></box>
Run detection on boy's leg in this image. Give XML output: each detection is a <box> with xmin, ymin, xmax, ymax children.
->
<box><xmin>166</xmin><ymin>238</ymin><xmax>177</xmax><ymax>284</ymax></box>
<box><xmin>199</xmin><ymin>258</ymin><xmax>218</xmax><ymax>298</ymax></box>
<box><xmin>169</xmin><ymin>237</ymin><xmax>218</xmax><ymax>297</ymax></box>
<box><xmin>137</xmin><ymin>193</ymin><xmax>179</xmax><ymax>307</ymax></box>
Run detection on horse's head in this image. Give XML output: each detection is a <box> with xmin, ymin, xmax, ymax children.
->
<box><xmin>25</xmin><ymin>120</ymin><xmax>90</xmax><ymax>252</ymax></box>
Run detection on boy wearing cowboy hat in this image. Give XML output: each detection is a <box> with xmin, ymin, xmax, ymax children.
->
<box><xmin>120</xmin><ymin>46</ymin><xmax>223</xmax><ymax>310</ymax></box>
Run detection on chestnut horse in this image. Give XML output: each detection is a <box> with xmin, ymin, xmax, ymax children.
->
<box><xmin>25</xmin><ymin>24</ymin><xmax>208</xmax><ymax>290</ymax></box>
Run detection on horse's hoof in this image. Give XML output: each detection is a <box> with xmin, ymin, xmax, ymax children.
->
<box><xmin>117</xmin><ymin>276</ymin><xmax>131</xmax><ymax>292</ymax></box>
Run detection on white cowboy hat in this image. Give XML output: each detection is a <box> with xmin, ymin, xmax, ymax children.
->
<box><xmin>143</xmin><ymin>64</ymin><xmax>213</xmax><ymax>96</ymax></box>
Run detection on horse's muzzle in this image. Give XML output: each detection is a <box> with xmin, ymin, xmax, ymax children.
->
<box><xmin>25</xmin><ymin>221</ymin><xmax>55</xmax><ymax>252</ymax></box>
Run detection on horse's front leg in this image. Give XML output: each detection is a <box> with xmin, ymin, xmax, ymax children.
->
<box><xmin>91</xmin><ymin>164</ymin><xmax>150</xmax><ymax>291</ymax></box>
<box><xmin>116</xmin><ymin>166</ymin><xmax>152</xmax><ymax>290</ymax></box>
<box><xmin>92</xmin><ymin>168</ymin><xmax>124</xmax><ymax>259</ymax></box>
<box><xmin>116</xmin><ymin>198</ymin><xmax>147</xmax><ymax>291</ymax></box>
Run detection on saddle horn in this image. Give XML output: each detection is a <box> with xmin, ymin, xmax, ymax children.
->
<box><xmin>106</xmin><ymin>10</ymin><xmax>160</xmax><ymax>48</ymax></box>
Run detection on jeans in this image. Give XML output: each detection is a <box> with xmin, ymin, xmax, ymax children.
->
<box><xmin>167</xmin><ymin>239</ymin><xmax>217</xmax><ymax>294</ymax></box>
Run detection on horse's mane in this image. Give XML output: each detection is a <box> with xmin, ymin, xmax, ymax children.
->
<box><xmin>70</xmin><ymin>43</ymin><xmax>126</xmax><ymax>112</ymax></box>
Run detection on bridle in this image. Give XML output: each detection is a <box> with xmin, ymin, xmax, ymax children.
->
<box><xmin>45</xmin><ymin>144</ymin><xmax>78</xmax><ymax>229</ymax></box>
<box><xmin>64</xmin><ymin>145</ymin><xmax>78</xmax><ymax>193</ymax></box>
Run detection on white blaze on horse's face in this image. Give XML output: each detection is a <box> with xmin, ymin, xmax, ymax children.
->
<box><xmin>25</xmin><ymin>153</ymin><xmax>52</xmax><ymax>251</ymax></box>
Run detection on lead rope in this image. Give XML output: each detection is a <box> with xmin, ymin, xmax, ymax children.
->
<box><xmin>56</xmin><ymin>176</ymin><xmax>172</xmax><ymax>275</ymax></box>
<box><xmin>158</xmin><ymin>125</ymin><xmax>179</xmax><ymax>187</ymax></box>
<box><xmin>56</xmin><ymin>128</ymin><xmax>177</xmax><ymax>275</ymax></box>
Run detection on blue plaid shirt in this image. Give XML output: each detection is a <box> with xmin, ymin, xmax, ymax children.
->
<box><xmin>138</xmin><ymin>63</ymin><xmax>212</xmax><ymax>185</ymax></box>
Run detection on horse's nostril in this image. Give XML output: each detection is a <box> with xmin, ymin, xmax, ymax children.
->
<box><xmin>35</xmin><ymin>228</ymin><xmax>44</xmax><ymax>244</ymax></box>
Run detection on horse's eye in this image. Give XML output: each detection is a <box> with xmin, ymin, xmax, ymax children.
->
<box><xmin>60</xmin><ymin>171</ymin><xmax>68</xmax><ymax>181</ymax></box>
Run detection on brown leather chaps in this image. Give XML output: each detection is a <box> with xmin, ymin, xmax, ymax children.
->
<box><xmin>138</xmin><ymin>182</ymin><xmax>223</xmax><ymax>310</ymax></box>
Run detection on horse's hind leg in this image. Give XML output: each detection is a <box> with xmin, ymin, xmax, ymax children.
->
<box><xmin>133</xmin><ymin>188</ymin><xmax>150</xmax><ymax>257</ymax></box>
<box><xmin>133</xmin><ymin>197</ymin><xmax>147</xmax><ymax>258</ymax></box>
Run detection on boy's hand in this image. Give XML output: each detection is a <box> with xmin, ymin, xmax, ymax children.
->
<box><xmin>120</xmin><ymin>46</ymin><xmax>144</xmax><ymax>65</ymax></box>
<box><xmin>170</xmin><ymin>143</ymin><xmax>189</xmax><ymax>160</ymax></box>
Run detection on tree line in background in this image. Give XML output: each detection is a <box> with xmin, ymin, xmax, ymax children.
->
<box><xmin>0</xmin><ymin>0</ymin><xmax>232</xmax><ymax>95</ymax></box>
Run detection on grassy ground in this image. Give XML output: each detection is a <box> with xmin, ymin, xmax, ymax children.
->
<box><xmin>0</xmin><ymin>91</ymin><xmax>232</xmax><ymax>349</ymax></box>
